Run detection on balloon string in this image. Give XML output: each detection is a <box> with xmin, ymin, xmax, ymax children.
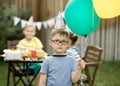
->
<box><xmin>81</xmin><ymin>36</ymin><xmax>90</xmax><ymax>57</ymax></box>
<box><xmin>92</xmin><ymin>0</ymin><xmax>94</xmax><ymax>33</ymax></box>
<box><xmin>81</xmin><ymin>1</ymin><xmax>93</xmax><ymax>57</ymax></box>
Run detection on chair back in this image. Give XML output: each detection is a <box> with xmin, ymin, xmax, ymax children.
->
<box><xmin>84</xmin><ymin>46</ymin><xmax>102</xmax><ymax>63</ymax></box>
<box><xmin>83</xmin><ymin>46</ymin><xmax>102</xmax><ymax>86</ymax></box>
<box><xmin>7</xmin><ymin>40</ymin><xmax>19</xmax><ymax>49</ymax></box>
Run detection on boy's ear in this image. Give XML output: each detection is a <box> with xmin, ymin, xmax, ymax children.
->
<box><xmin>66</xmin><ymin>42</ymin><xmax>69</xmax><ymax>48</ymax></box>
<box><xmin>48</xmin><ymin>40</ymin><xmax>52</xmax><ymax>46</ymax></box>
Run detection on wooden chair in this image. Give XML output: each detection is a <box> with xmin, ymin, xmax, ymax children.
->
<box><xmin>7</xmin><ymin>40</ymin><xmax>19</xmax><ymax>49</ymax></box>
<box><xmin>73</xmin><ymin>46</ymin><xmax>102</xmax><ymax>86</ymax></box>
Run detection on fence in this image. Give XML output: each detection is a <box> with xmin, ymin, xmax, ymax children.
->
<box><xmin>80</xmin><ymin>17</ymin><xmax>120</xmax><ymax>61</ymax></box>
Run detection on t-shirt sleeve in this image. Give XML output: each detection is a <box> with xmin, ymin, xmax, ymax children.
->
<box><xmin>35</xmin><ymin>37</ymin><xmax>43</xmax><ymax>49</ymax></box>
<box><xmin>71</xmin><ymin>59</ymin><xmax>76</xmax><ymax>72</ymax></box>
<box><xmin>40</xmin><ymin>59</ymin><xmax>49</xmax><ymax>74</ymax></box>
<box><xmin>18</xmin><ymin>40</ymin><xmax>22</xmax><ymax>45</ymax></box>
<box><xmin>18</xmin><ymin>40</ymin><xmax>24</xmax><ymax>47</ymax></box>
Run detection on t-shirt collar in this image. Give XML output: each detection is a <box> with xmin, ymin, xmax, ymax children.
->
<box><xmin>53</xmin><ymin>55</ymin><xmax>66</xmax><ymax>57</ymax></box>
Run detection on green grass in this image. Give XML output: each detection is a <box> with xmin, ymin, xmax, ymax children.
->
<box><xmin>0</xmin><ymin>61</ymin><xmax>35</xmax><ymax>86</ymax></box>
<box><xmin>0</xmin><ymin>61</ymin><xmax>9</xmax><ymax>86</ymax></box>
<box><xmin>0</xmin><ymin>61</ymin><xmax>120</xmax><ymax>86</ymax></box>
<box><xmin>94</xmin><ymin>61</ymin><xmax>120</xmax><ymax>86</ymax></box>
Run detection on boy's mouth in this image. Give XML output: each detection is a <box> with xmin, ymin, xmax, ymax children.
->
<box><xmin>58</xmin><ymin>47</ymin><xmax>62</xmax><ymax>49</ymax></box>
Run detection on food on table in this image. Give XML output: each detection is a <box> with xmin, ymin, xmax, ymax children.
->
<box><xmin>3</xmin><ymin>45</ymin><xmax>48</xmax><ymax>61</ymax></box>
<box><xmin>3</xmin><ymin>49</ymin><xmax>22</xmax><ymax>60</ymax></box>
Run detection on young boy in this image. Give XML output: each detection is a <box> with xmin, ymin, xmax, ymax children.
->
<box><xmin>39</xmin><ymin>29</ymin><xmax>85</xmax><ymax>86</ymax></box>
<box><xmin>18</xmin><ymin>25</ymin><xmax>43</xmax><ymax>86</ymax></box>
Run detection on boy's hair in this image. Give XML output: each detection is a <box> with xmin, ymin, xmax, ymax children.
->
<box><xmin>69</xmin><ymin>32</ymin><xmax>78</xmax><ymax>45</ymax></box>
<box><xmin>50</xmin><ymin>29</ymin><xmax>70</xmax><ymax>39</ymax></box>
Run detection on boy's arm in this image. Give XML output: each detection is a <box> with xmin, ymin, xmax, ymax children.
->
<box><xmin>71</xmin><ymin>60</ymin><xmax>85</xmax><ymax>83</ymax></box>
<box><xmin>39</xmin><ymin>73</ymin><xmax>47</xmax><ymax>86</ymax></box>
<box><xmin>72</xmin><ymin>69</ymin><xmax>81</xmax><ymax>83</ymax></box>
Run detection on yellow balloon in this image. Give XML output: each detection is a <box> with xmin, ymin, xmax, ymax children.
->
<box><xmin>93</xmin><ymin>0</ymin><xmax>120</xmax><ymax>19</ymax></box>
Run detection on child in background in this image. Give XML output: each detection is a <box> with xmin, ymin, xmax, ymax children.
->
<box><xmin>66</xmin><ymin>32</ymin><xmax>81</xmax><ymax>60</ymax></box>
<box><xmin>39</xmin><ymin>29</ymin><xmax>85</xmax><ymax>86</ymax></box>
<box><xmin>18</xmin><ymin>23</ymin><xmax>43</xmax><ymax>86</ymax></box>
<box><xmin>18</xmin><ymin>25</ymin><xmax>43</xmax><ymax>49</ymax></box>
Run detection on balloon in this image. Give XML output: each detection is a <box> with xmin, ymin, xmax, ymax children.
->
<box><xmin>93</xmin><ymin>0</ymin><xmax>120</xmax><ymax>19</ymax></box>
<box><xmin>64</xmin><ymin>0</ymin><xmax>100</xmax><ymax>36</ymax></box>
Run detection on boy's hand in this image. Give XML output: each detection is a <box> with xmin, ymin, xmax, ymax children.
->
<box><xmin>77</xmin><ymin>60</ymin><xmax>85</xmax><ymax>70</ymax></box>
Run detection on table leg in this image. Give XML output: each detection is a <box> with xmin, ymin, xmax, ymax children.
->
<box><xmin>27</xmin><ymin>64</ymin><xmax>41</xmax><ymax>86</ymax></box>
<box><xmin>28</xmin><ymin>69</ymin><xmax>40</xmax><ymax>86</ymax></box>
<box><xmin>13</xmin><ymin>63</ymin><xmax>26</xmax><ymax>86</ymax></box>
<box><xmin>25</xmin><ymin>63</ymin><xmax>29</xmax><ymax>86</ymax></box>
<box><xmin>7</xmin><ymin>63</ymin><xmax>11</xmax><ymax>86</ymax></box>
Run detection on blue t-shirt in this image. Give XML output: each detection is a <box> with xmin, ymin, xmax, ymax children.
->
<box><xmin>40</xmin><ymin>55</ymin><xmax>76</xmax><ymax>86</ymax></box>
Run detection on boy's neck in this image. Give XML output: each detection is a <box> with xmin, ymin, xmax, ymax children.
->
<box><xmin>53</xmin><ymin>52</ymin><xmax>65</xmax><ymax>55</ymax></box>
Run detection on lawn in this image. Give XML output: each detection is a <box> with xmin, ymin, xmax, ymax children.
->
<box><xmin>94</xmin><ymin>61</ymin><xmax>120</xmax><ymax>86</ymax></box>
<box><xmin>0</xmin><ymin>60</ymin><xmax>120</xmax><ymax>86</ymax></box>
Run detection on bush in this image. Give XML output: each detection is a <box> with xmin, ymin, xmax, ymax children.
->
<box><xmin>0</xmin><ymin>1</ymin><xmax>31</xmax><ymax>54</ymax></box>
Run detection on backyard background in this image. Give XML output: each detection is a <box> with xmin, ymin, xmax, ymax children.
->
<box><xmin>1</xmin><ymin>0</ymin><xmax>119</xmax><ymax>60</ymax></box>
<box><xmin>0</xmin><ymin>0</ymin><xmax>120</xmax><ymax>86</ymax></box>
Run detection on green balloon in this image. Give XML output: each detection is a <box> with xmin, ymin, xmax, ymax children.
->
<box><xmin>64</xmin><ymin>0</ymin><xmax>100</xmax><ymax>36</ymax></box>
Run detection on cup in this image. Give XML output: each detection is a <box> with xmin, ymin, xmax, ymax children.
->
<box><xmin>14</xmin><ymin>50</ymin><xmax>22</xmax><ymax>60</ymax></box>
<box><xmin>31</xmin><ymin>50</ymin><xmax>37</xmax><ymax>59</ymax></box>
<box><xmin>4</xmin><ymin>49</ymin><xmax>14</xmax><ymax>60</ymax></box>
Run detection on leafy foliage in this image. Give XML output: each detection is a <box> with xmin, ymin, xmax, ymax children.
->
<box><xmin>0</xmin><ymin>2</ymin><xmax>16</xmax><ymax>53</ymax></box>
<box><xmin>0</xmin><ymin>1</ymin><xmax>31</xmax><ymax>53</ymax></box>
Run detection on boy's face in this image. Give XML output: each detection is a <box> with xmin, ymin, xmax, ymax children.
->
<box><xmin>23</xmin><ymin>26</ymin><xmax>36</xmax><ymax>40</ymax></box>
<box><xmin>49</xmin><ymin>34</ymin><xmax>69</xmax><ymax>55</ymax></box>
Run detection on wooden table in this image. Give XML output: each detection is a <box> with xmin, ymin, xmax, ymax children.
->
<box><xmin>5</xmin><ymin>60</ymin><xmax>43</xmax><ymax>86</ymax></box>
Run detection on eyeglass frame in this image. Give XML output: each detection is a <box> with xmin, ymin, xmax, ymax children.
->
<box><xmin>51</xmin><ymin>39</ymin><xmax>69</xmax><ymax>45</ymax></box>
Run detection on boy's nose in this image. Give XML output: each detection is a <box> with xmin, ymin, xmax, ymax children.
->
<box><xmin>58</xmin><ymin>42</ymin><xmax>62</xmax><ymax>45</ymax></box>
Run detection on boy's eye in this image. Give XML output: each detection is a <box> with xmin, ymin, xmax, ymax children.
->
<box><xmin>55</xmin><ymin>40</ymin><xmax>59</xmax><ymax>42</ymax></box>
<box><xmin>51</xmin><ymin>40</ymin><xmax>59</xmax><ymax>43</ymax></box>
<box><xmin>52</xmin><ymin>40</ymin><xmax>60</xmax><ymax>43</ymax></box>
<box><xmin>61</xmin><ymin>40</ymin><xmax>67</xmax><ymax>43</ymax></box>
<box><xmin>51</xmin><ymin>39</ymin><xmax>68</xmax><ymax>45</ymax></box>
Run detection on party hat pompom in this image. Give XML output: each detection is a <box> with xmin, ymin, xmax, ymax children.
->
<box><xmin>54</xmin><ymin>12</ymin><xmax>65</xmax><ymax>29</ymax></box>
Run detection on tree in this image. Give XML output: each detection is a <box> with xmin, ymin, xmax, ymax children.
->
<box><xmin>0</xmin><ymin>1</ymin><xmax>31</xmax><ymax>54</ymax></box>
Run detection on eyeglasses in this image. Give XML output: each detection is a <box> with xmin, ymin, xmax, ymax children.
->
<box><xmin>51</xmin><ymin>39</ymin><xmax>68</xmax><ymax>45</ymax></box>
